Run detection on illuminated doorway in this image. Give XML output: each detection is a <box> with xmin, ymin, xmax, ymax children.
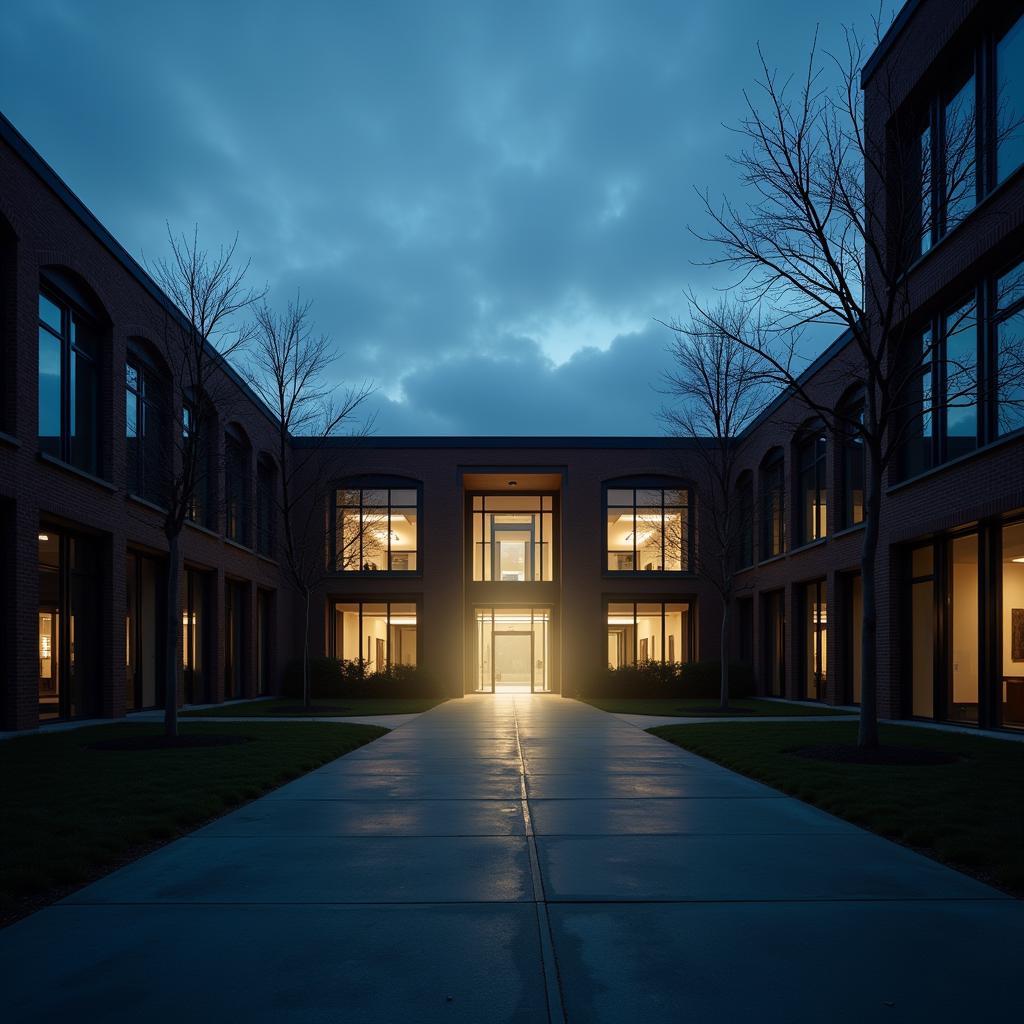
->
<box><xmin>475</xmin><ymin>608</ymin><xmax>550</xmax><ymax>692</ymax></box>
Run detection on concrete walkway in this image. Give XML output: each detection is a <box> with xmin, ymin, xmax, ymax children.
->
<box><xmin>2</xmin><ymin>696</ymin><xmax>1021</xmax><ymax>1021</ymax></box>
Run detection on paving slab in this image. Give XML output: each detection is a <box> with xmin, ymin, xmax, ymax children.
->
<box><xmin>2</xmin><ymin>692</ymin><xmax>1020</xmax><ymax>1022</ymax></box>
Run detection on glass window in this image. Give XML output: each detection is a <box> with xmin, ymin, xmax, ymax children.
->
<box><xmin>605</xmin><ymin>486</ymin><xmax>689</xmax><ymax>573</ymax></box>
<box><xmin>183</xmin><ymin>403</ymin><xmax>212</xmax><ymax>527</ymax></box>
<box><xmin>996</xmin><ymin>15</ymin><xmax>1024</xmax><ymax>184</ymax></box>
<box><xmin>181</xmin><ymin>568</ymin><xmax>207</xmax><ymax>704</ymax></box>
<box><xmin>995</xmin><ymin>260</ymin><xmax>1024</xmax><ymax>437</ymax></box>
<box><xmin>796</xmin><ymin>426</ymin><xmax>827</xmax><ymax>545</ymax></box>
<box><xmin>943</xmin><ymin>299</ymin><xmax>978</xmax><ymax>458</ymax></box>
<box><xmin>840</xmin><ymin>399</ymin><xmax>866</xmax><ymax>529</ymax></box>
<box><xmin>256</xmin><ymin>458</ymin><xmax>276</xmax><ymax>556</ymax></box>
<box><xmin>334</xmin><ymin>486</ymin><xmax>420</xmax><ymax>573</ymax></box>
<box><xmin>737</xmin><ymin>472</ymin><xmax>753</xmax><ymax>567</ymax></box>
<box><xmin>37</xmin><ymin>290</ymin><xmax>99</xmax><ymax>474</ymax></box>
<box><xmin>943</xmin><ymin>73</ymin><xmax>976</xmax><ymax>233</ymax></box>
<box><xmin>919</xmin><ymin>120</ymin><xmax>933</xmax><ymax>255</ymax></box>
<box><xmin>949</xmin><ymin>534</ymin><xmax>979</xmax><ymax>724</ymax></box>
<box><xmin>125</xmin><ymin>351</ymin><xmax>168</xmax><ymax>505</ymax></box>
<box><xmin>224</xmin><ymin>433</ymin><xmax>251</xmax><ymax>545</ymax></box>
<box><xmin>803</xmin><ymin>580</ymin><xmax>827</xmax><ymax>700</ymax></box>
<box><xmin>1000</xmin><ymin>521</ymin><xmax>1024</xmax><ymax>729</ymax></box>
<box><xmin>331</xmin><ymin>600</ymin><xmax>417</xmax><ymax>672</ymax></box>
<box><xmin>472</xmin><ymin>494</ymin><xmax>552</xmax><ymax>581</ymax></box>
<box><xmin>606</xmin><ymin>601</ymin><xmax>691</xmax><ymax>668</ymax></box>
<box><xmin>760</xmin><ymin>452</ymin><xmax>785</xmax><ymax>558</ymax></box>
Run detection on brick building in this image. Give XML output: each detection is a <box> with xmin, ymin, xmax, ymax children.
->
<box><xmin>2</xmin><ymin>0</ymin><xmax>1023</xmax><ymax>734</ymax></box>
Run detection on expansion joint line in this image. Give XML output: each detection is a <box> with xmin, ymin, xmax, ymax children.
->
<box><xmin>512</xmin><ymin>699</ymin><xmax>566</xmax><ymax>1024</ymax></box>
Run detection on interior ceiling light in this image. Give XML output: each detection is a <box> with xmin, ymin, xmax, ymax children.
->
<box><xmin>38</xmin><ymin>533</ymin><xmax>49</xmax><ymax>541</ymax></box>
<box><xmin>1013</xmin><ymin>557</ymin><xmax>1024</xmax><ymax>563</ymax></box>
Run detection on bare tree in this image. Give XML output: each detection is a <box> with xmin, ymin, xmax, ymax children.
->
<box><xmin>247</xmin><ymin>295</ymin><xmax>374</xmax><ymax>708</ymax></box>
<box><xmin>660</xmin><ymin>302</ymin><xmax>773</xmax><ymax>709</ymax></box>
<box><xmin>689</xmin><ymin>27</ymin><xmax>1024</xmax><ymax>746</ymax></box>
<box><xmin>150</xmin><ymin>228</ymin><xmax>263</xmax><ymax>737</ymax></box>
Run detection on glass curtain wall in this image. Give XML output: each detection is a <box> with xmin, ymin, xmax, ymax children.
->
<box><xmin>472</xmin><ymin>495</ymin><xmax>554</xmax><ymax>581</ymax></box>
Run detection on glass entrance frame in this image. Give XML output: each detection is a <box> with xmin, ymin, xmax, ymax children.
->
<box><xmin>471</xmin><ymin>494</ymin><xmax>555</xmax><ymax>582</ymax></box>
<box><xmin>475</xmin><ymin>607</ymin><xmax>550</xmax><ymax>692</ymax></box>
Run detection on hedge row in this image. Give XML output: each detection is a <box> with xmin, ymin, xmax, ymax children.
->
<box><xmin>282</xmin><ymin>658</ymin><xmax>447</xmax><ymax>699</ymax></box>
<box><xmin>575</xmin><ymin>660</ymin><xmax>754</xmax><ymax>699</ymax></box>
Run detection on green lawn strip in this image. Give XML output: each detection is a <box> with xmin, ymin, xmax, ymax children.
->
<box><xmin>181</xmin><ymin>697</ymin><xmax>448</xmax><ymax>717</ymax></box>
<box><xmin>580</xmin><ymin>696</ymin><xmax>851</xmax><ymax>717</ymax></box>
<box><xmin>650</xmin><ymin>721</ymin><xmax>1024</xmax><ymax>896</ymax></box>
<box><xmin>0</xmin><ymin>721</ymin><xmax>385</xmax><ymax>926</ymax></box>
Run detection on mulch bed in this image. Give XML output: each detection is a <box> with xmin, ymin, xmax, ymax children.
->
<box><xmin>89</xmin><ymin>735</ymin><xmax>254</xmax><ymax>751</ymax></box>
<box><xmin>788</xmin><ymin>743</ymin><xmax>960</xmax><ymax>766</ymax></box>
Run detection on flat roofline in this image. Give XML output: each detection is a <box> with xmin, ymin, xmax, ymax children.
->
<box><xmin>860</xmin><ymin>0</ymin><xmax>920</xmax><ymax>87</ymax></box>
<box><xmin>292</xmin><ymin>435</ymin><xmax>712</xmax><ymax>449</ymax></box>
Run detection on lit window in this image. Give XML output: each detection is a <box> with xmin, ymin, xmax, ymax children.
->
<box><xmin>607</xmin><ymin>601</ymin><xmax>692</xmax><ymax>667</ymax></box>
<box><xmin>605</xmin><ymin>486</ymin><xmax>689</xmax><ymax>573</ymax></box>
<box><xmin>334</xmin><ymin>485</ymin><xmax>419</xmax><ymax>573</ymax></box>
<box><xmin>472</xmin><ymin>494</ymin><xmax>553</xmax><ymax>581</ymax></box>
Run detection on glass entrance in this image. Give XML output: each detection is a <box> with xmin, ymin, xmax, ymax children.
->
<box><xmin>475</xmin><ymin>607</ymin><xmax>550</xmax><ymax>692</ymax></box>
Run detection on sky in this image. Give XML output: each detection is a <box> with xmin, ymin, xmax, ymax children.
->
<box><xmin>1</xmin><ymin>0</ymin><xmax>885</xmax><ymax>435</ymax></box>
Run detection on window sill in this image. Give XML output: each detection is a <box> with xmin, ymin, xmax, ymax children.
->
<box><xmin>831</xmin><ymin>522</ymin><xmax>866</xmax><ymax>540</ymax></box>
<box><xmin>887</xmin><ymin>427</ymin><xmax>1024</xmax><ymax>495</ymax></box>
<box><xmin>126</xmin><ymin>492</ymin><xmax>168</xmax><ymax>515</ymax></box>
<box><xmin>0</xmin><ymin>430</ymin><xmax>19</xmax><ymax>449</ymax></box>
<box><xmin>225</xmin><ymin>537</ymin><xmax>255</xmax><ymax>555</ymax></box>
<box><xmin>757</xmin><ymin>553</ymin><xmax>787</xmax><ymax>567</ymax></box>
<box><xmin>37</xmin><ymin>452</ymin><xmax>115</xmax><ymax>491</ymax></box>
<box><xmin>332</xmin><ymin>570</ymin><xmax>422</xmax><ymax>579</ymax></box>
<box><xmin>256</xmin><ymin>550</ymin><xmax>278</xmax><ymax>567</ymax></box>
<box><xmin>184</xmin><ymin>518</ymin><xmax>220</xmax><ymax>539</ymax></box>
<box><xmin>603</xmin><ymin>571</ymin><xmax>694</xmax><ymax>579</ymax></box>
<box><xmin>788</xmin><ymin>537</ymin><xmax>828</xmax><ymax>555</ymax></box>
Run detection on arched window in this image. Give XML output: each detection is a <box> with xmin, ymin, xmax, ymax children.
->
<box><xmin>224</xmin><ymin>424</ymin><xmax>252</xmax><ymax>546</ymax></box>
<box><xmin>256</xmin><ymin>454</ymin><xmax>277</xmax><ymax>557</ymax></box>
<box><xmin>795</xmin><ymin>421</ymin><xmax>827</xmax><ymax>545</ymax></box>
<box><xmin>38</xmin><ymin>268</ymin><xmax>107</xmax><ymax>475</ymax></box>
<box><xmin>125</xmin><ymin>340</ymin><xmax>170</xmax><ymax>505</ymax></box>
<box><xmin>759</xmin><ymin>449</ymin><xmax>785</xmax><ymax>558</ymax></box>
<box><xmin>838</xmin><ymin>389</ymin><xmax>866</xmax><ymax>529</ymax></box>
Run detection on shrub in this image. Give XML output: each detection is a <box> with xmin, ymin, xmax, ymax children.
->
<box><xmin>281</xmin><ymin>657</ymin><xmax>446</xmax><ymax>698</ymax></box>
<box><xmin>576</xmin><ymin>659</ymin><xmax>754</xmax><ymax>699</ymax></box>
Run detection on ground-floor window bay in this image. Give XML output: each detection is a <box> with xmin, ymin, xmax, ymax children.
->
<box><xmin>330</xmin><ymin>601</ymin><xmax>418</xmax><ymax>672</ymax></box>
<box><xmin>606</xmin><ymin>601</ymin><xmax>693</xmax><ymax>667</ymax></box>
<box><xmin>907</xmin><ymin>517</ymin><xmax>1024</xmax><ymax>730</ymax></box>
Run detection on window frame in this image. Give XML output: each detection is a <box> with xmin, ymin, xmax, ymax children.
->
<box><xmin>794</xmin><ymin>422</ymin><xmax>828</xmax><ymax>547</ymax></box>
<box><xmin>329</xmin><ymin>598</ymin><xmax>419</xmax><ymax>670</ymax></box>
<box><xmin>605</xmin><ymin>598</ymin><xmax>695</xmax><ymax>668</ymax></box>
<box><xmin>331</xmin><ymin>479</ymin><xmax>422</xmax><ymax>576</ymax></box>
<box><xmin>125</xmin><ymin>343</ymin><xmax>169</xmax><ymax>506</ymax></box>
<box><xmin>603</xmin><ymin>479</ymin><xmax>692</xmax><ymax>577</ymax></box>
<box><xmin>759</xmin><ymin>450</ymin><xmax>785</xmax><ymax>560</ymax></box>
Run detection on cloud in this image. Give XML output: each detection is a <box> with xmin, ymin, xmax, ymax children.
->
<box><xmin>0</xmin><ymin>0</ymin><xmax>884</xmax><ymax>433</ymax></box>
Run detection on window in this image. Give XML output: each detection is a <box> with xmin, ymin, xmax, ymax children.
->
<box><xmin>915</xmin><ymin>12</ymin><xmax>1024</xmax><ymax>250</ymax></box>
<box><xmin>839</xmin><ymin>393</ymin><xmax>866</xmax><ymax>529</ymax></box>
<box><xmin>736</xmin><ymin>472</ymin><xmax>754</xmax><ymax>568</ymax></box>
<box><xmin>224</xmin><ymin>579</ymin><xmax>247</xmax><ymax>699</ymax></box>
<box><xmin>1000</xmin><ymin>521</ymin><xmax>1024</xmax><ymax>729</ymax></box>
<box><xmin>909</xmin><ymin>545</ymin><xmax>935</xmax><ymax>719</ymax></box>
<box><xmin>473</xmin><ymin>494</ymin><xmax>554</xmax><ymax>581</ymax></box>
<box><xmin>224</xmin><ymin>427</ymin><xmax>251</xmax><ymax>545</ymax></box>
<box><xmin>331</xmin><ymin>601</ymin><xmax>417</xmax><ymax>671</ymax></box>
<box><xmin>606</xmin><ymin>601</ymin><xmax>692</xmax><ymax>667</ymax></box>
<box><xmin>994</xmin><ymin>259</ymin><xmax>1024</xmax><ymax>437</ymax></box>
<box><xmin>898</xmin><ymin>298</ymin><xmax>981</xmax><ymax>478</ymax></box>
<box><xmin>333</xmin><ymin>485</ymin><xmax>419</xmax><ymax>573</ymax></box>
<box><xmin>996</xmin><ymin>13</ymin><xmax>1024</xmax><ymax>184</ymax></box>
<box><xmin>125</xmin><ymin>550</ymin><xmax>163</xmax><ymax>711</ymax></box>
<box><xmin>760</xmin><ymin>450</ymin><xmax>785</xmax><ymax>558</ymax></box>
<box><xmin>802</xmin><ymin>580</ymin><xmax>827</xmax><ymax>700</ymax></box>
<box><xmin>795</xmin><ymin>423</ymin><xmax>827</xmax><ymax>545</ymax></box>
<box><xmin>125</xmin><ymin>346</ymin><xmax>168</xmax><ymax>505</ymax></box>
<box><xmin>38</xmin><ymin>288</ymin><xmax>99</xmax><ymax>474</ymax></box>
<box><xmin>763</xmin><ymin>590</ymin><xmax>785</xmax><ymax>697</ymax></box>
<box><xmin>180</xmin><ymin>568</ymin><xmax>207</xmax><ymax>704</ymax></box>
<box><xmin>256</xmin><ymin>456</ymin><xmax>276</xmax><ymax>557</ymax></box>
<box><xmin>183</xmin><ymin>402</ymin><xmax>213</xmax><ymax>527</ymax></box>
<box><xmin>605</xmin><ymin>485</ymin><xmax>689</xmax><ymax>573</ymax></box>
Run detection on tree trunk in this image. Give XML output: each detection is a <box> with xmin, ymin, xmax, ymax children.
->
<box><xmin>857</xmin><ymin>461</ymin><xmax>883</xmax><ymax>750</ymax></box>
<box><xmin>302</xmin><ymin>587</ymin><xmax>311</xmax><ymax>710</ymax></box>
<box><xmin>719</xmin><ymin>601</ymin><xmax>731</xmax><ymax>711</ymax></box>
<box><xmin>163</xmin><ymin>529</ymin><xmax>181</xmax><ymax>738</ymax></box>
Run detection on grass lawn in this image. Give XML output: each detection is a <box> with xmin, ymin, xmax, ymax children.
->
<box><xmin>580</xmin><ymin>696</ymin><xmax>852</xmax><ymax>717</ymax></box>
<box><xmin>182</xmin><ymin>696</ymin><xmax>448</xmax><ymax>717</ymax></box>
<box><xmin>0</xmin><ymin>720</ymin><xmax>385</xmax><ymax>926</ymax></box>
<box><xmin>650</xmin><ymin>720</ymin><xmax>1024</xmax><ymax>895</ymax></box>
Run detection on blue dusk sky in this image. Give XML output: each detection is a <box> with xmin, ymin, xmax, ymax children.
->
<box><xmin>1</xmin><ymin>0</ymin><xmax>886</xmax><ymax>434</ymax></box>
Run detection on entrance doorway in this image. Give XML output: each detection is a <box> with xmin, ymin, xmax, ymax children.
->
<box><xmin>475</xmin><ymin>607</ymin><xmax>550</xmax><ymax>692</ymax></box>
